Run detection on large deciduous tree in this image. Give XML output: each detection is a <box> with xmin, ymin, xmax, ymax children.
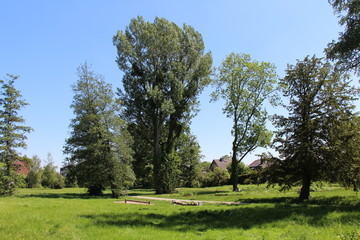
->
<box><xmin>64</xmin><ymin>63</ymin><xmax>135</xmax><ymax>197</ymax></box>
<box><xmin>212</xmin><ymin>53</ymin><xmax>277</xmax><ymax>191</ymax></box>
<box><xmin>326</xmin><ymin>0</ymin><xmax>360</xmax><ymax>75</ymax></box>
<box><xmin>113</xmin><ymin>17</ymin><xmax>212</xmax><ymax>194</ymax></box>
<box><xmin>0</xmin><ymin>74</ymin><xmax>32</xmax><ymax>196</ymax></box>
<box><xmin>273</xmin><ymin>56</ymin><xmax>359</xmax><ymax>200</ymax></box>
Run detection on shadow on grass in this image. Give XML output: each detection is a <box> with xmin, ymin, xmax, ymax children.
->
<box><xmin>193</xmin><ymin>190</ymin><xmax>230</xmax><ymax>196</ymax></box>
<box><xmin>236</xmin><ymin>196</ymin><xmax>296</xmax><ymax>204</ymax></box>
<box><xmin>127</xmin><ymin>189</ymin><xmax>230</xmax><ymax>196</ymax></box>
<box><xmin>81</xmin><ymin>203</ymin><xmax>359</xmax><ymax>232</ymax></box>
<box><xmin>18</xmin><ymin>192</ymin><xmax>114</xmax><ymax>199</ymax></box>
<box><xmin>128</xmin><ymin>192</ymin><xmax>156</xmax><ymax>196</ymax></box>
<box><xmin>236</xmin><ymin>196</ymin><xmax>360</xmax><ymax>207</ymax></box>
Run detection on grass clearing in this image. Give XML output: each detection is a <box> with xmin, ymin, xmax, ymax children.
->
<box><xmin>0</xmin><ymin>184</ymin><xmax>359</xmax><ymax>239</ymax></box>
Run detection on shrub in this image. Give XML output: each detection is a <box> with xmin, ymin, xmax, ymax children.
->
<box><xmin>196</xmin><ymin>167</ymin><xmax>230</xmax><ymax>187</ymax></box>
<box><xmin>26</xmin><ymin>170</ymin><xmax>42</xmax><ymax>188</ymax></box>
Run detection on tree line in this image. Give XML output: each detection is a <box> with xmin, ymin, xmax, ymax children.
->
<box><xmin>1</xmin><ymin>0</ymin><xmax>359</xmax><ymax>199</ymax></box>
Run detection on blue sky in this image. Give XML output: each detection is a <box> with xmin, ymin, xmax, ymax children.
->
<box><xmin>1</xmin><ymin>0</ymin><xmax>351</xmax><ymax>168</ymax></box>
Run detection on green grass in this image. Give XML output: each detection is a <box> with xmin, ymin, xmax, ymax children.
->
<box><xmin>0</xmin><ymin>184</ymin><xmax>359</xmax><ymax>240</ymax></box>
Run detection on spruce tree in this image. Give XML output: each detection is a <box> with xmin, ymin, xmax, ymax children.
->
<box><xmin>64</xmin><ymin>63</ymin><xmax>134</xmax><ymax>197</ymax></box>
<box><xmin>273</xmin><ymin>56</ymin><xmax>359</xmax><ymax>200</ymax></box>
<box><xmin>0</xmin><ymin>74</ymin><xmax>32</xmax><ymax>196</ymax></box>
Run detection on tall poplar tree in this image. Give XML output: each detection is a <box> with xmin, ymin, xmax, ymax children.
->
<box><xmin>113</xmin><ymin>17</ymin><xmax>212</xmax><ymax>194</ymax></box>
<box><xmin>64</xmin><ymin>63</ymin><xmax>135</xmax><ymax>197</ymax></box>
<box><xmin>0</xmin><ymin>74</ymin><xmax>32</xmax><ymax>196</ymax></box>
<box><xmin>212</xmin><ymin>53</ymin><xmax>277</xmax><ymax>191</ymax></box>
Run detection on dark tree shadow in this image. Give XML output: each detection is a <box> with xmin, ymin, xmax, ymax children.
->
<box><xmin>194</xmin><ymin>190</ymin><xmax>231</xmax><ymax>196</ymax></box>
<box><xmin>81</xmin><ymin>202</ymin><xmax>359</xmax><ymax>232</ymax></box>
<box><xmin>236</xmin><ymin>196</ymin><xmax>360</xmax><ymax>206</ymax></box>
<box><xmin>17</xmin><ymin>192</ymin><xmax>114</xmax><ymax>199</ymax></box>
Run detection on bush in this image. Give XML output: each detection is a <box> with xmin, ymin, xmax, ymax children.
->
<box><xmin>0</xmin><ymin>165</ymin><xmax>26</xmax><ymax>196</ymax></box>
<box><xmin>41</xmin><ymin>165</ymin><xmax>65</xmax><ymax>189</ymax></box>
<box><xmin>26</xmin><ymin>170</ymin><xmax>42</xmax><ymax>188</ymax></box>
<box><xmin>52</xmin><ymin>173</ymin><xmax>65</xmax><ymax>189</ymax></box>
<box><xmin>196</xmin><ymin>167</ymin><xmax>230</xmax><ymax>187</ymax></box>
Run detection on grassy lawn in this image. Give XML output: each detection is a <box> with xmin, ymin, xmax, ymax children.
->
<box><xmin>0</xmin><ymin>185</ymin><xmax>359</xmax><ymax>240</ymax></box>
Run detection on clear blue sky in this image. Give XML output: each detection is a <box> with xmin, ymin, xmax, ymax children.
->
<box><xmin>1</xmin><ymin>0</ymin><xmax>350</xmax><ymax>168</ymax></box>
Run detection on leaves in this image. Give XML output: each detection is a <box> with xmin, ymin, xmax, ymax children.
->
<box><xmin>0</xmin><ymin>74</ymin><xmax>32</xmax><ymax>196</ymax></box>
<box><xmin>213</xmin><ymin>52</ymin><xmax>277</xmax><ymax>160</ymax></box>
<box><xmin>114</xmin><ymin>17</ymin><xmax>212</xmax><ymax>194</ymax></box>
<box><xmin>272</xmin><ymin>56</ymin><xmax>359</xmax><ymax>198</ymax></box>
<box><xmin>64</xmin><ymin>63</ymin><xmax>135</xmax><ymax>197</ymax></box>
<box><xmin>326</xmin><ymin>0</ymin><xmax>360</xmax><ymax>74</ymax></box>
<box><xmin>212</xmin><ymin>52</ymin><xmax>278</xmax><ymax>191</ymax></box>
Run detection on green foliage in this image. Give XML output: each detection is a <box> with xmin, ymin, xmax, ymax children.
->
<box><xmin>64</xmin><ymin>63</ymin><xmax>135</xmax><ymax>197</ymax></box>
<box><xmin>324</xmin><ymin>115</ymin><xmax>360</xmax><ymax>191</ymax></box>
<box><xmin>41</xmin><ymin>154</ymin><xmax>55</xmax><ymax>188</ymax></box>
<box><xmin>197</xmin><ymin>161</ymin><xmax>211</xmax><ymax>170</ymax></box>
<box><xmin>41</xmin><ymin>154</ymin><xmax>64</xmax><ymax>189</ymax></box>
<box><xmin>176</xmin><ymin>130</ymin><xmax>202</xmax><ymax>187</ymax></box>
<box><xmin>0</xmin><ymin>162</ymin><xmax>14</xmax><ymax>195</ymax></box>
<box><xmin>62</xmin><ymin>164</ymin><xmax>78</xmax><ymax>188</ymax></box>
<box><xmin>0</xmin><ymin>74</ymin><xmax>32</xmax><ymax>196</ymax></box>
<box><xmin>26</xmin><ymin>170</ymin><xmax>42</xmax><ymax>188</ymax></box>
<box><xmin>326</xmin><ymin>0</ymin><xmax>360</xmax><ymax>75</ymax></box>
<box><xmin>114</xmin><ymin>16</ymin><xmax>212</xmax><ymax>194</ymax></box>
<box><xmin>130</xmin><ymin>126</ymin><xmax>202</xmax><ymax>189</ymax></box>
<box><xmin>212</xmin><ymin>52</ymin><xmax>277</xmax><ymax>191</ymax></box>
<box><xmin>197</xmin><ymin>167</ymin><xmax>230</xmax><ymax>187</ymax></box>
<box><xmin>26</xmin><ymin>155</ymin><xmax>42</xmax><ymax>188</ymax></box>
<box><xmin>272</xmin><ymin>56</ymin><xmax>359</xmax><ymax>199</ymax></box>
<box><xmin>226</xmin><ymin>161</ymin><xmax>247</xmax><ymax>175</ymax></box>
<box><xmin>129</xmin><ymin>123</ymin><xmax>154</xmax><ymax>188</ymax></box>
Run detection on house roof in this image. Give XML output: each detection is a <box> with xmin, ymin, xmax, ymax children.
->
<box><xmin>211</xmin><ymin>158</ymin><xmax>232</xmax><ymax>169</ymax></box>
<box><xmin>248</xmin><ymin>159</ymin><xmax>271</xmax><ymax>169</ymax></box>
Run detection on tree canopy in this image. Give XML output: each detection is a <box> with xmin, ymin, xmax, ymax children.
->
<box><xmin>326</xmin><ymin>0</ymin><xmax>360</xmax><ymax>75</ymax></box>
<box><xmin>272</xmin><ymin>56</ymin><xmax>359</xmax><ymax>199</ymax></box>
<box><xmin>64</xmin><ymin>63</ymin><xmax>134</xmax><ymax>197</ymax></box>
<box><xmin>0</xmin><ymin>75</ymin><xmax>32</xmax><ymax>196</ymax></box>
<box><xmin>113</xmin><ymin>16</ymin><xmax>212</xmax><ymax>194</ymax></box>
<box><xmin>212</xmin><ymin>52</ymin><xmax>277</xmax><ymax>191</ymax></box>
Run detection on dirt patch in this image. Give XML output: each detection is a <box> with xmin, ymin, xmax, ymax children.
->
<box><xmin>114</xmin><ymin>200</ymin><xmax>152</xmax><ymax>205</ymax></box>
<box><xmin>131</xmin><ymin>196</ymin><xmax>247</xmax><ymax>205</ymax></box>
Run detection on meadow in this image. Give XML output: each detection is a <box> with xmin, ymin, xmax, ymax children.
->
<box><xmin>0</xmin><ymin>184</ymin><xmax>359</xmax><ymax>240</ymax></box>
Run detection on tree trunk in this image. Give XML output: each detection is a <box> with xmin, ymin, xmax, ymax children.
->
<box><xmin>153</xmin><ymin>113</ymin><xmax>180</xmax><ymax>194</ymax></box>
<box><xmin>231</xmin><ymin>140</ymin><xmax>239</xmax><ymax>192</ymax></box>
<box><xmin>299</xmin><ymin>173</ymin><xmax>312</xmax><ymax>200</ymax></box>
<box><xmin>353</xmin><ymin>182</ymin><xmax>358</xmax><ymax>192</ymax></box>
<box><xmin>153</xmin><ymin>123</ymin><xmax>163</xmax><ymax>194</ymax></box>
